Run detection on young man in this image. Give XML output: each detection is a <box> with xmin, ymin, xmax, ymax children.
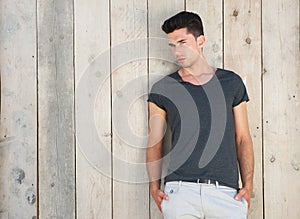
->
<box><xmin>146</xmin><ymin>11</ymin><xmax>254</xmax><ymax>218</ymax></box>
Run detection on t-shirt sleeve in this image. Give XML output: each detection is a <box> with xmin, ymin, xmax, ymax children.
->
<box><xmin>232</xmin><ymin>74</ymin><xmax>250</xmax><ymax>107</ymax></box>
<box><xmin>147</xmin><ymin>83</ymin><xmax>166</xmax><ymax>111</ymax></box>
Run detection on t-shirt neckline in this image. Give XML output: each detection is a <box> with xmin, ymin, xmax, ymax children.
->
<box><xmin>176</xmin><ymin>68</ymin><xmax>220</xmax><ymax>87</ymax></box>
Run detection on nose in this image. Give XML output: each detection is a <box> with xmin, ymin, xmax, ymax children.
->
<box><xmin>172</xmin><ymin>45</ymin><xmax>182</xmax><ymax>56</ymax></box>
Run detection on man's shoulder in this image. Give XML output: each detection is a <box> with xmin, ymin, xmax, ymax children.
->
<box><xmin>217</xmin><ymin>68</ymin><xmax>240</xmax><ymax>78</ymax></box>
<box><xmin>160</xmin><ymin>71</ymin><xmax>180</xmax><ymax>81</ymax></box>
<box><xmin>216</xmin><ymin>68</ymin><xmax>244</xmax><ymax>83</ymax></box>
<box><xmin>216</xmin><ymin>68</ymin><xmax>247</xmax><ymax>94</ymax></box>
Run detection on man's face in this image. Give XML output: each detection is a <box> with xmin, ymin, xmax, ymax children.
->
<box><xmin>167</xmin><ymin>27</ymin><xmax>203</xmax><ymax>68</ymax></box>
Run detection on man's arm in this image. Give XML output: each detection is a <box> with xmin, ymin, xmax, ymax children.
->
<box><xmin>146</xmin><ymin>102</ymin><xmax>168</xmax><ymax>211</ymax></box>
<box><xmin>233</xmin><ymin>101</ymin><xmax>254</xmax><ymax>208</ymax></box>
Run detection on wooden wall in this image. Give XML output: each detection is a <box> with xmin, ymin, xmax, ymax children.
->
<box><xmin>0</xmin><ymin>0</ymin><xmax>299</xmax><ymax>218</ymax></box>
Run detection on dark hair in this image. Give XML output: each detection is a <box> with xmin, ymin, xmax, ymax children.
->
<box><xmin>161</xmin><ymin>11</ymin><xmax>204</xmax><ymax>38</ymax></box>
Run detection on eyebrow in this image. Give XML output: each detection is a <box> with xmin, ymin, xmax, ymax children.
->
<box><xmin>177</xmin><ymin>39</ymin><xmax>186</xmax><ymax>43</ymax></box>
<box><xmin>168</xmin><ymin>39</ymin><xmax>186</xmax><ymax>46</ymax></box>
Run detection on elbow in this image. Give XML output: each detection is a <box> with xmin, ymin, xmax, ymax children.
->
<box><xmin>236</xmin><ymin>134</ymin><xmax>253</xmax><ymax>157</ymax></box>
<box><xmin>236</xmin><ymin>132</ymin><xmax>252</xmax><ymax>147</ymax></box>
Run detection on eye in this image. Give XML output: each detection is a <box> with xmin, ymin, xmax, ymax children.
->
<box><xmin>178</xmin><ymin>40</ymin><xmax>186</xmax><ymax>45</ymax></box>
<box><xmin>168</xmin><ymin>43</ymin><xmax>175</xmax><ymax>48</ymax></box>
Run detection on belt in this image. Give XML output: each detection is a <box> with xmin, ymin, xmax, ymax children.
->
<box><xmin>182</xmin><ymin>178</ymin><xmax>228</xmax><ymax>187</ymax></box>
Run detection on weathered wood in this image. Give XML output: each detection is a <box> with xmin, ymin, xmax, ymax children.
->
<box><xmin>263</xmin><ymin>0</ymin><xmax>300</xmax><ymax>218</ymax></box>
<box><xmin>186</xmin><ymin>0</ymin><xmax>223</xmax><ymax>68</ymax></box>
<box><xmin>148</xmin><ymin>1</ymin><xmax>185</xmax><ymax>218</ymax></box>
<box><xmin>74</xmin><ymin>0</ymin><xmax>112</xmax><ymax>218</ymax></box>
<box><xmin>111</xmin><ymin>1</ymin><xmax>149</xmax><ymax>218</ymax></box>
<box><xmin>37</xmin><ymin>0</ymin><xmax>75</xmax><ymax>218</ymax></box>
<box><xmin>0</xmin><ymin>0</ymin><xmax>37</xmax><ymax>218</ymax></box>
<box><xmin>0</xmin><ymin>1</ymin><xmax>299</xmax><ymax>218</ymax></box>
<box><xmin>224</xmin><ymin>1</ymin><xmax>263</xmax><ymax>218</ymax></box>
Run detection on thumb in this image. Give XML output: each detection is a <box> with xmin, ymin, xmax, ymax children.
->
<box><xmin>235</xmin><ymin>188</ymin><xmax>246</xmax><ymax>200</ymax></box>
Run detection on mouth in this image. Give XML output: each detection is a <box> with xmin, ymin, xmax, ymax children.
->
<box><xmin>177</xmin><ymin>57</ymin><xmax>186</xmax><ymax>63</ymax></box>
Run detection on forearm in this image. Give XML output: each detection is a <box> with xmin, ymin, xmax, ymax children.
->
<box><xmin>147</xmin><ymin>102</ymin><xmax>166</xmax><ymax>192</ymax></box>
<box><xmin>146</xmin><ymin>143</ymin><xmax>163</xmax><ymax>191</ymax></box>
<box><xmin>236</xmin><ymin>136</ymin><xmax>254</xmax><ymax>192</ymax></box>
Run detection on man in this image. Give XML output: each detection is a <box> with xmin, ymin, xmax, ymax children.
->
<box><xmin>146</xmin><ymin>11</ymin><xmax>254</xmax><ymax>219</ymax></box>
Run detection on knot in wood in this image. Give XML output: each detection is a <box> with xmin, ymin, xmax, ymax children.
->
<box><xmin>291</xmin><ymin>161</ymin><xmax>299</xmax><ymax>171</ymax></box>
<box><xmin>26</xmin><ymin>188</ymin><xmax>36</xmax><ymax>205</ymax></box>
<box><xmin>270</xmin><ymin>155</ymin><xmax>276</xmax><ymax>163</ymax></box>
<box><xmin>233</xmin><ymin>9</ymin><xmax>239</xmax><ymax>17</ymax></box>
<box><xmin>246</xmin><ymin>37</ymin><xmax>252</xmax><ymax>44</ymax></box>
<box><xmin>12</xmin><ymin>168</ymin><xmax>25</xmax><ymax>184</ymax></box>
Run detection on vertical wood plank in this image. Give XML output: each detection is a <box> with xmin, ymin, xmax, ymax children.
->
<box><xmin>74</xmin><ymin>0</ymin><xmax>112</xmax><ymax>218</ymax></box>
<box><xmin>148</xmin><ymin>1</ymin><xmax>185</xmax><ymax>218</ymax></box>
<box><xmin>263</xmin><ymin>0</ymin><xmax>300</xmax><ymax>218</ymax></box>
<box><xmin>224</xmin><ymin>1</ymin><xmax>263</xmax><ymax>218</ymax></box>
<box><xmin>37</xmin><ymin>0</ymin><xmax>75</xmax><ymax>218</ymax></box>
<box><xmin>111</xmin><ymin>1</ymin><xmax>149</xmax><ymax>218</ymax></box>
<box><xmin>186</xmin><ymin>0</ymin><xmax>223</xmax><ymax>68</ymax></box>
<box><xmin>0</xmin><ymin>0</ymin><xmax>37</xmax><ymax>218</ymax></box>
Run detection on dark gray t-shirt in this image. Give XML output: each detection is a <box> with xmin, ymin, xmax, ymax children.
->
<box><xmin>147</xmin><ymin>68</ymin><xmax>249</xmax><ymax>189</ymax></box>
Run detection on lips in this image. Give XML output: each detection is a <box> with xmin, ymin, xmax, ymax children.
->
<box><xmin>177</xmin><ymin>57</ymin><xmax>186</xmax><ymax>63</ymax></box>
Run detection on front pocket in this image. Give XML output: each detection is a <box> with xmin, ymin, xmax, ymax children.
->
<box><xmin>163</xmin><ymin>183</ymin><xmax>180</xmax><ymax>195</ymax></box>
<box><xmin>215</xmin><ymin>187</ymin><xmax>245</xmax><ymax>207</ymax></box>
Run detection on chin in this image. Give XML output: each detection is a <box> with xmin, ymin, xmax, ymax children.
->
<box><xmin>181</xmin><ymin>63</ymin><xmax>191</xmax><ymax>68</ymax></box>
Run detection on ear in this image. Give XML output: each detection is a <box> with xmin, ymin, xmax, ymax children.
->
<box><xmin>197</xmin><ymin>35</ymin><xmax>205</xmax><ymax>48</ymax></box>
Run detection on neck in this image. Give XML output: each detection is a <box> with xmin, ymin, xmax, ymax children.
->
<box><xmin>180</xmin><ymin>57</ymin><xmax>215</xmax><ymax>76</ymax></box>
<box><xmin>178</xmin><ymin>56</ymin><xmax>217</xmax><ymax>86</ymax></box>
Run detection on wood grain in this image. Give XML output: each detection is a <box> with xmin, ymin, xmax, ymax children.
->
<box><xmin>263</xmin><ymin>0</ymin><xmax>300</xmax><ymax>218</ymax></box>
<box><xmin>0</xmin><ymin>0</ymin><xmax>37</xmax><ymax>218</ymax></box>
<box><xmin>111</xmin><ymin>1</ymin><xmax>149</xmax><ymax>218</ymax></box>
<box><xmin>74</xmin><ymin>0</ymin><xmax>112</xmax><ymax>218</ymax></box>
<box><xmin>37</xmin><ymin>0</ymin><xmax>75</xmax><ymax>218</ymax></box>
<box><xmin>224</xmin><ymin>1</ymin><xmax>263</xmax><ymax>218</ymax></box>
<box><xmin>0</xmin><ymin>1</ymin><xmax>298</xmax><ymax>218</ymax></box>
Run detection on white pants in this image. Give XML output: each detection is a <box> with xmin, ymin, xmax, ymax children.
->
<box><xmin>161</xmin><ymin>181</ymin><xmax>248</xmax><ymax>219</ymax></box>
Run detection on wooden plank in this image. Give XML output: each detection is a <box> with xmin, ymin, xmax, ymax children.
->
<box><xmin>263</xmin><ymin>0</ymin><xmax>300</xmax><ymax>218</ymax></box>
<box><xmin>74</xmin><ymin>0</ymin><xmax>112</xmax><ymax>218</ymax></box>
<box><xmin>186</xmin><ymin>0</ymin><xmax>223</xmax><ymax>68</ymax></box>
<box><xmin>148</xmin><ymin>1</ymin><xmax>185</xmax><ymax>218</ymax></box>
<box><xmin>0</xmin><ymin>0</ymin><xmax>37</xmax><ymax>218</ymax></box>
<box><xmin>37</xmin><ymin>0</ymin><xmax>75</xmax><ymax>218</ymax></box>
<box><xmin>224</xmin><ymin>1</ymin><xmax>263</xmax><ymax>218</ymax></box>
<box><xmin>110</xmin><ymin>1</ymin><xmax>149</xmax><ymax>218</ymax></box>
